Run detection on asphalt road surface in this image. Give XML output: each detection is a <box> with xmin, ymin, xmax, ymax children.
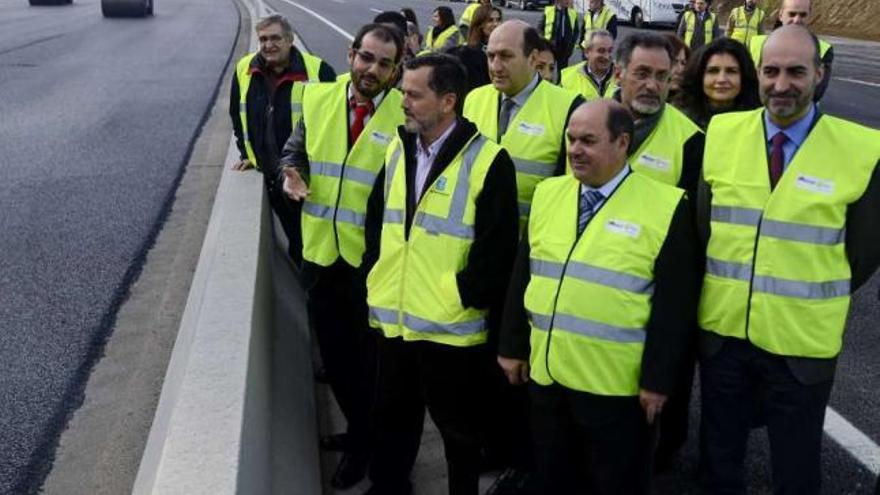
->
<box><xmin>0</xmin><ymin>0</ymin><xmax>238</xmax><ymax>493</ymax></box>
<box><xmin>266</xmin><ymin>0</ymin><xmax>880</xmax><ymax>493</ymax></box>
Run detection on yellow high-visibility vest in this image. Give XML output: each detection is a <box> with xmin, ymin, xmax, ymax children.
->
<box><xmin>235</xmin><ymin>51</ymin><xmax>324</xmax><ymax>169</ymax></box>
<box><xmin>463</xmin><ymin>80</ymin><xmax>580</xmax><ymax>227</ymax></box>
<box><xmin>543</xmin><ymin>6</ymin><xmax>578</xmax><ymax>40</ymax></box>
<box><xmin>629</xmin><ymin>105</ymin><xmax>702</xmax><ymax>187</ymax></box>
<box><xmin>560</xmin><ymin>62</ymin><xmax>617</xmax><ymax>101</ymax></box>
<box><xmin>367</xmin><ymin>134</ymin><xmax>503</xmax><ymax>347</ymax></box>
<box><xmin>699</xmin><ymin>109</ymin><xmax>880</xmax><ymax>358</ymax></box>
<box><xmin>729</xmin><ymin>6</ymin><xmax>765</xmax><ymax>47</ymax></box>
<box><xmin>525</xmin><ymin>172</ymin><xmax>683</xmax><ymax>395</ymax></box>
<box><xmin>683</xmin><ymin>11</ymin><xmax>716</xmax><ymax>47</ymax></box>
<box><xmin>459</xmin><ymin>2</ymin><xmax>480</xmax><ymax>27</ymax></box>
<box><xmin>299</xmin><ymin>81</ymin><xmax>404</xmax><ymax>267</ymax></box>
<box><xmin>750</xmin><ymin>34</ymin><xmax>831</xmax><ymax>67</ymax></box>
<box><xmin>425</xmin><ymin>25</ymin><xmax>463</xmax><ymax>52</ymax></box>
<box><xmin>583</xmin><ymin>5</ymin><xmax>614</xmax><ymax>42</ymax></box>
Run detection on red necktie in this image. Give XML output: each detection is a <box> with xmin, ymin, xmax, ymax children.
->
<box><xmin>769</xmin><ymin>132</ymin><xmax>787</xmax><ymax>190</ymax></box>
<box><xmin>350</xmin><ymin>99</ymin><xmax>373</xmax><ymax>144</ymax></box>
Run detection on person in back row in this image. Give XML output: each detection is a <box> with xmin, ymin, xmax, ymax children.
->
<box><xmin>560</xmin><ymin>30</ymin><xmax>617</xmax><ymax>101</ymax></box>
<box><xmin>230</xmin><ymin>14</ymin><xmax>335</xmax><ymax>262</ymax></box>
<box><xmin>425</xmin><ymin>6</ymin><xmax>463</xmax><ymax>53</ymax></box>
<box><xmin>538</xmin><ymin>0</ymin><xmax>580</xmax><ymax>70</ymax></box>
<box><xmin>445</xmin><ymin>4</ymin><xmax>502</xmax><ymax>92</ymax></box>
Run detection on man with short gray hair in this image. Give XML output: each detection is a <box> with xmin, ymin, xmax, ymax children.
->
<box><xmin>560</xmin><ymin>30</ymin><xmax>616</xmax><ymax>100</ymax></box>
<box><xmin>229</xmin><ymin>14</ymin><xmax>335</xmax><ymax>261</ymax></box>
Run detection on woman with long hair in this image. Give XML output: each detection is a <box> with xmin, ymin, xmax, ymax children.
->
<box><xmin>673</xmin><ymin>37</ymin><xmax>760</xmax><ymax>129</ymax></box>
<box><xmin>446</xmin><ymin>5</ymin><xmax>502</xmax><ymax>91</ymax></box>
<box><xmin>425</xmin><ymin>6</ymin><xmax>463</xmax><ymax>52</ymax></box>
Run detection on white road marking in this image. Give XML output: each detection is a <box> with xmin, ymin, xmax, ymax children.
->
<box><xmin>369</xmin><ymin>8</ymin><xmax>383</xmax><ymax>13</ymax></box>
<box><xmin>277</xmin><ymin>0</ymin><xmax>355</xmax><ymax>41</ymax></box>
<box><xmin>835</xmin><ymin>77</ymin><xmax>880</xmax><ymax>88</ymax></box>
<box><xmin>825</xmin><ymin>407</ymin><xmax>880</xmax><ymax>475</ymax></box>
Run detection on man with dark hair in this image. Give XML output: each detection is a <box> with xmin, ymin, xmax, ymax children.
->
<box><xmin>533</xmin><ymin>37</ymin><xmax>558</xmax><ymax>83</ymax></box>
<box><xmin>499</xmin><ymin>99</ymin><xmax>699</xmax><ymax>494</ymax></box>
<box><xmin>373</xmin><ymin>10</ymin><xmax>408</xmax><ymax>38</ymax></box>
<box><xmin>613</xmin><ymin>31</ymin><xmax>705</xmax><ymax>468</ymax></box>
<box><xmin>615</xmin><ymin>32</ymin><xmax>704</xmax><ymax>196</ymax></box>
<box><xmin>229</xmin><ymin>14</ymin><xmax>335</xmax><ymax>262</ymax></box>
<box><xmin>697</xmin><ymin>25</ymin><xmax>880</xmax><ymax>494</ymax></box>
<box><xmin>362</xmin><ymin>53</ymin><xmax>519</xmax><ymax>495</ymax></box>
<box><xmin>278</xmin><ymin>23</ymin><xmax>404</xmax><ymax>490</ymax></box>
<box><xmin>538</xmin><ymin>0</ymin><xmax>580</xmax><ymax>70</ymax></box>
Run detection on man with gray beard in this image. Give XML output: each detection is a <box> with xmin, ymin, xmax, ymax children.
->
<box><xmin>613</xmin><ymin>32</ymin><xmax>705</xmax><ymax>469</ymax></box>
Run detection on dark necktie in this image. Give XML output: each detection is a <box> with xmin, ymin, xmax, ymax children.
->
<box><xmin>498</xmin><ymin>98</ymin><xmax>516</xmax><ymax>140</ymax></box>
<box><xmin>769</xmin><ymin>131</ymin><xmax>787</xmax><ymax>190</ymax></box>
<box><xmin>557</xmin><ymin>8</ymin><xmax>568</xmax><ymax>42</ymax></box>
<box><xmin>577</xmin><ymin>189</ymin><xmax>605</xmax><ymax>235</ymax></box>
<box><xmin>350</xmin><ymin>98</ymin><xmax>374</xmax><ymax>144</ymax></box>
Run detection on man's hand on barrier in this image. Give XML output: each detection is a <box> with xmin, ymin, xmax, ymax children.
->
<box><xmin>639</xmin><ymin>389</ymin><xmax>667</xmax><ymax>425</ymax></box>
<box><xmin>282</xmin><ymin>166</ymin><xmax>310</xmax><ymax>201</ymax></box>
<box><xmin>498</xmin><ymin>356</ymin><xmax>530</xmax><ymax>385</ymax></box>
<box><xmin>232</xmin><ymin>159</ymin><xmax>254</xmax><ymax>171</ymax></box>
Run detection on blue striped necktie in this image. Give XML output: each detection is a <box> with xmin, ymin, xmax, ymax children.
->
<box><xmin>577</xmin><ymin>189</ymin><xmax>605</xmax><ymax>235</ymax></box>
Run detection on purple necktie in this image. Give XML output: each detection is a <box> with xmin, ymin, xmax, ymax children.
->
<box><xmin>769</xmin><ymin>132</ymin><xmax>787</xmax><ymax>190</ymax></box>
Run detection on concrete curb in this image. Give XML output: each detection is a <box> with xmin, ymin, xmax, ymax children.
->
<box><xmin>131</xmin><ymin>0</ymin><xmax>322</xmax><ymax>492</ymax></box>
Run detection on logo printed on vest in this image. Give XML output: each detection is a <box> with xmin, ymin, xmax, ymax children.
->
<box><xmin>517</xmin><ymin>122</ymin><xmax>546</xmax><ymax>136</ymax></box>
<box><xmin>637</xmin><ymin>153</ymin><xmax>671</xmax><ymax>172</ymax></box>
<box><xmin>434</xmin><ymin>176</ymin><xmax>448</xmax><ymax>193</ymax></box>
<box><xmin>795</xmin><ymin>174</ymin><xmax>835</xmax><ymax>195</ymax></box>
<box><xmin>605</xmin><ymin>219</ymin><xmax>642</xmax><ymax>238</ymax></box>
<box><xmin>370</xmin><ymin>131</ymin><xmax>392</xmax><ymax>146</ymax></box>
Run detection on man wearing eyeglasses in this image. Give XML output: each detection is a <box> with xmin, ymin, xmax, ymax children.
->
<box><xmin>278</xmin><ymin>23</ymin><xmax>405</xmax><ymax>490</ymax></box>
<box><xmin>613</xmin><ymin>32</ymin><xmax>705</xmax><ymax>469</ymax></box>
<box><xmin>230</xmin><ymin>15</ymin><xmax>335</xmax><ymax>263</ymax></box>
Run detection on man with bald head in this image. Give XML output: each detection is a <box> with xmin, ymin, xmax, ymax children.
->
<box><xmin>464</xmin><ymin>20</ymin><xmax>582</xmax><ymax>230</ymax></box>
<box><xmin>499</xmin><ymin>99</ymin><xmax>699</xmax><ymax>494</ymax></box>
<box><xmin>698</xmin><ymin>25</ymin><xmax>880</xmax><ymax>494</ymax></box>
<box><xmin>748</xmin><ymin>0</ymin><xmax>834</xmax><ymax>101</ymax></box>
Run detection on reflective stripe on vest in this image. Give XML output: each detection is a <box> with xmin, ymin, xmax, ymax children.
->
<box><xmin>463</xmin><ymin>80</ymin><xmax>579</xmax><ymax>229</ymax></box>
<box><xmin>683</xmin><ymin>11</ymin><xmax>715</xmax><ymax>47</ymax></box>
<box><xmin>698</xmin><ymin>109</ymin><xmax>880</xmax><ymax>358</ymax></box>
<box><xmin>300</xmin><ymin>81</ymin><xmax>404</xmax><ymax>267</ymax></box>
<box><xmin>426</xmin><ymin>25</ymin><xmax>462</xmax><ymax>51</ymax></box>
<box><xmin>729</xmin><ymin>7</ymin><xmax>765</xmax><ymax>47</ymax></box>
<box><xmin>543</xmin><ymin>6</ymin><xmax>579</xmax><ymax>40</ymax></box>
<box><xmin>524</xmin><ymin>172</ymin><xmax>683</xmax><ymax>395</ymax></box>
<box><xmin>235</xmin><ymin>51</ymin><xmax>323</xmax><ymax>169</ymax></box>
<box><xmin>367</xmin><ymin>135</ymin><xmax>501</xmax><ymax>347</ymax></box>
<box><xmin>560</xmin><ymin>62</ymin><xmax>618</xmax><ymax>101</ymax></box>
<box><xmin>628</xmin><ymin>104</ymin><xmax>701</xmax><ymax>187</ymax></box>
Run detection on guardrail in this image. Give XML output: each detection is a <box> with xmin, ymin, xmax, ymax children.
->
<box><xmin>131</xmin><ymin>0</ymin><xmax>322</xmax><ymax>492</ymax></box>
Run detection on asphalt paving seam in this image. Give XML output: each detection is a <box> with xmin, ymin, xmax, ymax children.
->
<box><xmin>11</xmin><ymin>3</ymin><xmax>246</xmax><ymax>494</ymax></box>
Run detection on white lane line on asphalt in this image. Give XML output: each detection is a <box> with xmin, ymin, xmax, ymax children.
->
<box><xmin>825</xmin><ymin>407</ymin><xmax>880</xmax><ymax>475</ymax></box>
<box><xmin>835</xmin><ymin>77</ymin><xmax>880</xmax><ymax>88</ymax></box>
<box><xmin>277</xmin><ymin>0</ymin><xmax>354</xmax><ymax>41</ymax></box>
<box><xmin>370</xmin><ymin>8</ymin><xmax>383</xmax><ymax>13</ymax></box>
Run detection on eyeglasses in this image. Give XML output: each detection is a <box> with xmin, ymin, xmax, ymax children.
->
<box><xmin>354</xmin><ymin>50</ymin><xmax>397</xmax><ymax>71</ymax></box>
<box><xmin>258</xmin><ymin>33</ymin><xmax>286</xmax><ymax>45</ymax></box>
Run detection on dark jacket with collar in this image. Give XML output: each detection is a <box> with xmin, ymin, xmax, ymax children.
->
<box><xmin>229</xmin><ymin>48</ymin><xmax>336</xmax><ymax>180</ymax></box>
<box><xmin>695</xmin><ymin>109</ymin><xmax>880</xmax><ymax>384</ymax></box>
<box><xmin>363</xmin><ymin>117</ymin><xmax>520</xmax><ymax>338</ymax></box>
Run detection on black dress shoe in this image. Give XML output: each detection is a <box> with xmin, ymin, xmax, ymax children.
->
<box><xmin>320</xmin><ymin>432</ymin><xmax>349</xmax><ymax>452</ymax></box>
<box><xmin>485</xmin><ymin>468</ymin><xmax>533</xmax><ymax>495</ymax></box>
<box><xmin>331</xmin><ymin>451</ymin><xmax>369</xmax><ymax>489</ymax></box>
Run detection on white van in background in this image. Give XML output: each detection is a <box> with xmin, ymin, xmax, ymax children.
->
<box><xmin>575</xmin><ymin>0</ymin><xmax>687</xmax><ymax>28</ymax></box>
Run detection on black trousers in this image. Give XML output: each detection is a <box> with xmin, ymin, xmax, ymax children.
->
<box><xmin>530</xmin><ymin>382</ymin><xmax>651</xmax><ymax>495</ymax></box>
<box><xmin>656</xmin><ymin>327</ymin><xmax>698</xmax><ymax>460</ymax></box>
<box><xmin>264</xmin><ymin>175</ymin><xmax>303</xmax><ymax>265</ymax></box>
<box><xmin>369</xmin><ymin>337</ymin><xmax>488</xmax><ymax>495</ymax></box>
<box><xmin>699</xmin><ymin>338</ymin><xmax>833</xmax><ymax>495</ymax></box>
<box><xmin>307</xmin><ymin>261</ymin><xmax>376</xmax><ymax>455</ymax></box>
